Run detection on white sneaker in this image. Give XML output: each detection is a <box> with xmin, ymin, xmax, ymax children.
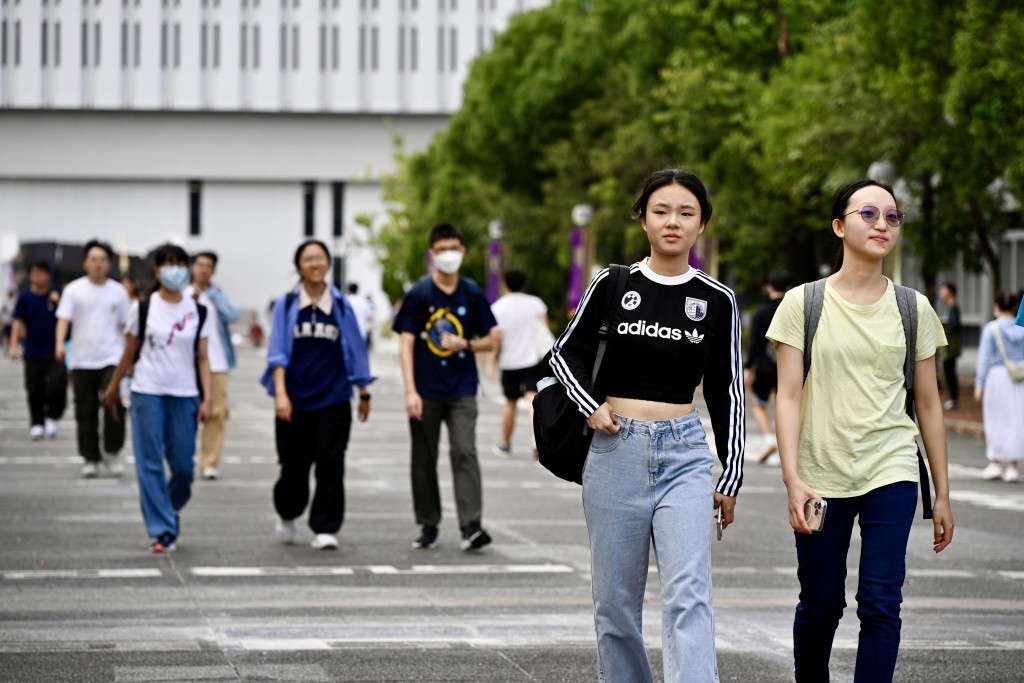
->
<box><xmin>1004</xmin><ymin>467</ymin><xmax>1020</xmax><ymax>483</ymax></box>
<box><xmin>764</xmin><ymin>453</ymin><xmax>781</xmax><ymax>467</ymax></box>
<box><xmin>44</xmin><ymin>418</ymin><xmax>58</xmax><ymax>438</ymax></box>
<box><xmin>311</xmin><ymin>533</ymin><xmax>338</xmax><ymax>550</ymax></box>
<box><xmin>201</xmin><ymin>467</ymin><xmax>219</xmax><ymax>480</ymax></box>
<box><xmin>757</xmin><ymin>436</ymin><xmax>778</xmax><ymax>464</ymax></box>
<box><xmin>981</xmin><ymin>462</ymin><xmax>1004</xmax><ymax>480</ymax></box>
<box><xmin>275</xmin><ymin>518</ymin><xmax>297</xmax><ymax>545</ymax></box>
<box><xmin>81</xmin><ymin>462</ymin><xmax>99</xmax><ymax>478</ymax></box>
<box><xmin>30</xmin><ymin>425</ymin><xmax>45</xmax><ymax>441</ymax></box>
<box><xmin>103</xmin><ymin>454</ymin><xmax>125</xmax><ymax>477</ymax></box>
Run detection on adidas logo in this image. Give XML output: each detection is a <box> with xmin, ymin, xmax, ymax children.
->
<box><xmin>685</xmin><ymin>329</ymin><xmax>704</xmax><ymax>344</ymax></box>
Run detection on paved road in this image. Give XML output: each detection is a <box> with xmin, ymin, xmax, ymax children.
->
<box><xmin>1</xmin><ymin>344</ymin><xmax>1022</xmax><ymax>682</ymax></box>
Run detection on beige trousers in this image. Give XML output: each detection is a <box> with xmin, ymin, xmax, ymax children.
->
<box><xmin>199</xmin><ymin>372</ymin><xmax>230</xmax><ymax>469</ymax></box>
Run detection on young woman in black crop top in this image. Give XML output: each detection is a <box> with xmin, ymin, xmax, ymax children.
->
<box><xmin>550</xmin><ymin>168</ymin><xmax>744</xmax><ymax>682</ymax></box>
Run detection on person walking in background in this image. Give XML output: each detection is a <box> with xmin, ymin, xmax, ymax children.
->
<box><xmin>486</xmin><ymin>267</ymin><xmax>550</xmax><ymax>459</ymax></box>
<box><xmin>103</xmin><ymin>244</ymin><xmax>212</xmax><ymax>554</ymax></box>
<box><xmin>55</xmin><ymin>240</ymin><xmax>130</xmax><ymax>478</ymax></box>
<box><xmin>975</xmin><ymin>290</ymin><xmax>1024</xmax><ymax>483</ymax></box>
<box><xmin>8</xmin><ymin>261</ymin><xmax>67</xmax><ymax>440</ymax></box>
<box><xmin>1</xmin><ymin>287</ymin><xmax>18</xmax><ymax>350</ymax></box>
<box><xmin>550</xmin><ymin>168</ymin><xmax>745</xmax><ymax>682</ymax></box>
<box><xmin>938</xmin><ymin>282</ymin><xmax>962</xmax><ymax>410</ymax></box>
<box><xmin>262</xmin><ymin>240</ymin><xmax>374</xmax><ymax>551</ymax></box>
<box><xmin>744</xmin><ymin>270</ymin><xmax>790</xmax><ymax>466</ymax></box>
<box><xmin>186</xmin><ymin>251</ymin><xmax>241</xmax><ymax>481</ymax></box>
<box><xmin>768</xmin><ymin>179</ymin><xmax>954</xmax><ymax>683</ymax></box>
<box><xmin>393</xmin><ymin>223</ymin><xmax>500</xmax><ymax>552</ymax></box>
<box><xmin>120</xmin><ymin>276</ymin><xmax>140</xmax><ymax>303</ymax></box>
<box><xmin>346</xmin><ymin>283</ymin><xmax>375</xmax><ymax>353</ymax></box>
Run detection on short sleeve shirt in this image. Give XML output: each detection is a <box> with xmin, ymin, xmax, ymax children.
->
<box><xmin>491</xmin><ymin>292</ymin><xmax>548</xmax><ymax>370</ymax></box>
<box><xmin>766</xmin><ymin>280</ymin><xmax>947</xmax><ymax>498</ymax></box>
<box><xmin>127</xmin><ymin>296</ymin><xmax>210</xmax><ymax>397</ymax></box>
<box><xmin>393</xmin><ymin>276</ymin><xmax>497</xmax><ymax>399</ymax></box>
<box><xmin>12</xmin><ymin>289</ymin><xmax>59</xmax><ymax>359</ymax></box>
<box><xmin>55</xmin><ymin>278</ymin><xmax>130</xmax><ymax>369</ymax></box>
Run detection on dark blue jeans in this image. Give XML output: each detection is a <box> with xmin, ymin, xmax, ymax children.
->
<box><xmin>793</xmin><ymin>481</ymin><xmax>918</xmax><ymax>683</ymax></box>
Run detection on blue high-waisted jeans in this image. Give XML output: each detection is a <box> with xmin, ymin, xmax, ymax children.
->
<box><xmin>582</xmin><ymin>410</ymin><xmax>719</xmax><ymax>683</ymax></box>
<box><xmin>793</xmin><ymin>480</ymin><xmax>918</xmax><ymax>683</ymax></box>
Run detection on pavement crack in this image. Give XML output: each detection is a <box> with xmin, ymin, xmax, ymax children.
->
<box><xmin>496</xmin><ymin>650</ymin><xmax>542</xmax><ymax>682</ymax></box>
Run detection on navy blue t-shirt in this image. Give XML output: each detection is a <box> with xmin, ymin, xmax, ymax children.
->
<box><xmin>285</xmin><ymin>304</ymin><xmax>349</xmax><ymax>412</ymax></box>
<box><xmin>393</xmin><ymin>276</ymin><xmax>497</xmax><ymax>399</ymax></box>
<box><xmin>12</xmin><ymin>289</ymin><xmax>59</xmax><ymax>359</ymax></box>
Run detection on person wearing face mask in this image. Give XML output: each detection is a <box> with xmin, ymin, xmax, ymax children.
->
<box><xmin>104</xmin><ymin>244</ymin><xmax>212</xmax><ymax>553</ymax></box>
<box><xmin>393</xmin><ymin>224</ymin><xmax>500</xmax><ymax>551</ymax></box>
<box><xmin>55</xmin><ymin>239</ymin><xmax>131</xmax><ymax>478</ymax></box>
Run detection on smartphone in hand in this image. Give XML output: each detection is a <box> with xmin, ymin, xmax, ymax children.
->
<box><xmin>804</xmin><ymin>498</ymin><xmax>827</xmax><ymax>532</ymax></box>
<box><xmin>715</xmin><ymin>507</ymin><xmax>723</xmax><ymax>541</ymax></box>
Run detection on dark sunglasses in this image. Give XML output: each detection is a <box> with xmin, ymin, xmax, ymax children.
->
<box><xmin>844</xmin><ymin>205</ymin><xmax>904</xmax><ymax>228</ymax></box>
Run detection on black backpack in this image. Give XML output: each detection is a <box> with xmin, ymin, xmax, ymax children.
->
<box><xmin>134</xmin><ymin>297</ymin><xmax>208</xmax><ymax>400</ymax></box>
<box><xmin>533</xmin><ymin>265</ymin><xmax>630</xmax><ymax>484</ymax></box>
<box><xmin>802</xmin><ymin>278</ymin><xmax>932</xmax><ymax>519</ymax></box>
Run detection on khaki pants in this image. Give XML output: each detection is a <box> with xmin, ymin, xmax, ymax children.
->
<box><xmin>199</xmin><ymin>372</ymin><xmax>230</xmax><ymax>470</ymax></box>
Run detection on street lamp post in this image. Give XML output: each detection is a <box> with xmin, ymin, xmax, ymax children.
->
<box><xmin>567</xmin><ymin>204</ymin><xmax>593</xmax><ymax>316</ymax></box>
<box><xmin>486</xmin><ymin>219</ymin><xmax>504</xmax><ymax>304</ymax></box>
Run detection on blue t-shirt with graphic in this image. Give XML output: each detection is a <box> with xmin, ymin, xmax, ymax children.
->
<box><xmin>12</xmin><ymin>289</ymin><xmax>59</xmax><ymax>359</ymax></box>
<box><xmin>393</xmin><ymin>276</ymin><xmax>497</xmax><ymax>399</ymax></box>
<box><xmin>285</xmin><ymin>305</ymin><xmax>348</xmax><ymax>412</ymax></box>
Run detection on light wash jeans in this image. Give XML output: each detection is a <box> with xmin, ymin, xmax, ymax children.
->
<box><xmin>582</xmin><ymin>411</ymin><xmax>719</xmax><ymax>683</ymax></box>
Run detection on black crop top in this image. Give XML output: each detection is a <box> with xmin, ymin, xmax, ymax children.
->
<box><xmin>549</xmin><ymin>259</ymin><xmax>745</xmax><ymax>496</ymax></box>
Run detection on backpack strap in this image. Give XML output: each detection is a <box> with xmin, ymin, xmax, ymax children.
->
<box><xmin>132</xmin><ymin>298</ymin><xmax>150</xmax><ymax>365</ymax></box>
<box><xmin>193</xmin><ymin>302</ymin><xmax>208</xmax><ymax>399</ymax></box>
<box><xmin>802</xmin><ymin>278</ymin><xmax>827</xmax><ymax>384</ymax></box>
<box><xmin>592</xmin><ymin>264</ymin><xmax>629</xmax><ymax>381</ymax></box>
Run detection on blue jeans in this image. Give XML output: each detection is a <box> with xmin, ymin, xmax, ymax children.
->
<box><xmin>793</xmin><ymin>481</ymin><xmax>918</xmax><ymax>683</ymax></box>
<box><xmin>582</xmin><ymin>411</ymin><xmax>719</xmax><ymax>683</ymax></box>
<box><xmin>130</xmin><ymin>392</ymin><xmax>199</xmax><ymax>540</ymax></box>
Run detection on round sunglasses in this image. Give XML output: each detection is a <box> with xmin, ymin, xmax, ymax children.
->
<box><xmin>844</xmin><ymin>205</ymin><xmax>904</xmax><ymax>228</ymax></box>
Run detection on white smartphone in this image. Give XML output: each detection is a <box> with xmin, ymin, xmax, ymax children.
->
<box><xmin>715</xmin><ymin>507</ymin><xmax>723</xmax><ymax>541</ymax></box>
<box><xmin>804</xmin><ymin>498</ymin><xmax>827</xmax><ymax>532</ymax></box>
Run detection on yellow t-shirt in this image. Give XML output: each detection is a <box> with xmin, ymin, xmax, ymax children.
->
<box><xmin>766</xmin><ymin>280</ymin><xmax>947</xmax><ymax>498</ymax></box>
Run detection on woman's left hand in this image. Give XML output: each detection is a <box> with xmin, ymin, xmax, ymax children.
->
<box><xmin>931</xmin><ymin>497</ymin><xmax>954</xmax><ymax>553</ymax></box>
<box><xmin>714</xmin><ymin>493</ymin><xmax>736</xmax><ymax>531</ymax></box>
<box><xmin>357</xmin><ymin>395</ymin><xmax>371</xmax><ymax>422</ymax></box>
<box><xmin>198</xmin><ymin>399</ymin><xmax>211</xmax><ymax>424</ymax></box>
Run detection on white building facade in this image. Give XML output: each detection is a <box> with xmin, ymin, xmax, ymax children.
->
<box><xmin>0</xmin><ymin>0</ymin><xmax>550</xmax><ymax>319</ymax></box>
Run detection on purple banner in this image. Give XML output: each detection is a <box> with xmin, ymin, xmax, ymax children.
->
<box><xmin>486</xmin><ymin>239</ymin><xmax>502</xmax><ymax>304</ymax></box>
<box><xmin>566</xmin><ymin>227</ymin><xmax>585</xmax><ymax>315</ymax></box>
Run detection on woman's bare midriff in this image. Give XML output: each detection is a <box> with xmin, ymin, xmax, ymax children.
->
<box><xmin>607</xmin><ymin>396</ymin><xmax>695</xmax><ymax>422</ymax></box>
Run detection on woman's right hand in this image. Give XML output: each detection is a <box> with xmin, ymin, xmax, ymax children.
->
<box><xmin>786</xmin><ymin>477</ymin><xmax>820</xmax><ymax>535</ymax></box>
<box><xmin>586</xmin><ymin>403</ymin><xmax>620</xmax><ymax>435</ymax></box>
<box><xmin>102</xmin><ymin>384</ymin><xmax>119</xmax><ymax>411</ymax></box>
<box><xmin>275</xmin><ymin>393</ymin><xmax>293</xmax><ymax>422</ymax></box>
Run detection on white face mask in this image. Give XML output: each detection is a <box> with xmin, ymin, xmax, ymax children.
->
<box><xmin>433</xmin><ymin>249</ymin><xmax>463</xmax><ymax>274</ymax></box>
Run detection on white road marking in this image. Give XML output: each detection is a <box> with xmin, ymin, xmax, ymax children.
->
<box><xmin>950</xmin><ymin>489</ymin><xmax>1024</xmax><ymax>512</ymax></box>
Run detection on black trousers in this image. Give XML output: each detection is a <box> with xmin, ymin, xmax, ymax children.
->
<box><xmin>943</xmin><ymin>357</ymin><xmax>960</xmax><ymax>403</ymax></box>
<box><xmin>274</xmin><ymin>401</ymin><xmax>352</xmax><ymax>534</ymax></box>
<box><xmin>23</xmin><ymin>357</ymin><xmax>67</xmax><ymax>426</ymax></box>
<box><xmin>71</xmin><ymin>367</ymin><xmax>125</xmax><ymax>462</ymax></box>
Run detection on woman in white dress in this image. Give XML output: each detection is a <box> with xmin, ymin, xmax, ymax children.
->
<box><xmin>975</xmin><ymin>290</ymin><xmax>1024</xmax><ymax>483</ymax></box>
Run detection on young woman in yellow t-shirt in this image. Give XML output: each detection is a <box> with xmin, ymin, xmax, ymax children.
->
<box><xmin>767</xmin><ymin>179</ymin><xmax>955</xmax><ymax>683</ymax></box>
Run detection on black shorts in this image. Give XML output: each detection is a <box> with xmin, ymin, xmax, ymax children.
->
<box><xmin>501</xmin><ymin>362</ymin><xmax>545</xmax><ymax>400</ymax></box>
<box><xmin>751</xmin><ymin>368</ymin><xmax>777</xmax><ymax>405</ymax></box>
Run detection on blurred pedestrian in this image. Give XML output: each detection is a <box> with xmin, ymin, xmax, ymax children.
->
<box><xmin>346</xmin><ymin>282</ymin><xmax>375</xmax><ymax>353</ymax></box>
<box><xmin>393</xmin><ymin>223</ymin><xmax>499</xmax><ymax>551</ymax></box>
<box><xmin>486</xmin><ymin>267</ymin><xmax>549</xmax><ymax>459</ymax></box>
<box><xmin>938</xmin><ymin>282</ymin><xmax>962</xmax><ymax>409</ymax></box>
<box><xmin>768</xmin><ymin>179</ymin><xmax>954</xmax><ymax>683</ymax></box>
<box><xmin>249</xmin><ymin>312</ymin><xmax>264</xmax><ymax>347</ymax></box>
<box><xmin>104</xmin><ymin>244</ymin><xmax>212</xmax><ymax>553</ymax></box>
<box><xmin>744</xmin><ymin>270</ymin><xmax>790</xmax><ymax>466</ymax></box>
<box><xmin>121</xmin><ymin>276</ymin><xmax>140</xmax><ymax>303</ymax></box>
<box><xmin>186</xmin><ymin>251</ymin><xmax>240</xmax><ymax>481</ymax></box>
<box><xmin>261</xmin><ymin>240</ymin><xmax>374</xmax><ymax>550</ymax></box>
<box><xmin>55</xmin><ymin>240</ymin><xmax>130</xmax><ymax>478</ymax></box>
<box><xmin>550</xmin><ymin>168</ymin><xmax>745</xmax><ymax>682</ymax></box>
<box><xmin>1</xmin><ymin>287</ymin><xmax>16</xmax><ymax>350</ymax></box>
<box><xmin>8</xmin><ymin>261</ymin><xmax>66</xmax><ymax>440</ymax></box>
<box><xmin>975</xmin><ymin>290</ymin><xmax>1024</xmax><ymax>483</ymax></box>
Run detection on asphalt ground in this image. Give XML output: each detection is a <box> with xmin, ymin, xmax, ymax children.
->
<box><xmin>1</xmin><ymin>342</ymin><xmax>1022</xmax><ymax>683</ymax></box>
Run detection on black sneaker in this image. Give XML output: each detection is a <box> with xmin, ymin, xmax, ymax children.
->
<box><xmin>412</xmin><ymin>525</ymin><xmax>439</xmax><ymax>549</ymax></box>
<box><xmin>460</xmin><ymin>523</ymin><xmax>492</xmax><ymax>551</ymax></box>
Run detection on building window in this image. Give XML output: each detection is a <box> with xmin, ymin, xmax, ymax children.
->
<box><xmin>476</xmin><ymin>26</ymin><xmax>482</xmax><ymax>54</ymax></box>
<box><xmin>332</xmin><ymin>256</ymin><xmax>344</xmax><ymax>290</ymax></box>
<box><xmin>189</xmin><ymin>181</ymin><xmax>202</xmax><ymax>236</ymax></box>
<box><xmin>200</xmin><ymin>23</ymin><xmax>207</xmax><ymax>68</ymax></box>
<box><xmin>291</xmin><ymin>24</ymin><xmax>298</xmax><ymax>69</ymax></box>
<box><xmin>330</xmin><ymin>25</ymin><xmax>338</xmax><ymax>69</ymax></box>
<box><xmin>94</xmin><ymin>22</ymin><xmax>100</xmax><ymax>67</ymax></box>
<box><xmin>370</xmin><ymin>25</ymin><xmax>377</xmax><ymax>70</ymax></box>
<box><xmin>436</xmin><ymin>26</ymin><xmax>442</xmax><ymax>72</ymax></box>
<box><xmin>41</xmin><ymin>21</ymin><xmax>48</xmax><ymax>67</ymax></box>
<box><xmin>410</xmin><ymin>26</ymin><xmax>417</xmax><ymax>71</ymax></box>
<box><xmin>332</xmin><ymin>181</ymin><xmax>344</xmax><ymax>238</ymax></box>
<box><xmin>318</xmin><ymin>24</ymin><xmax>325</xmax><ymax>70</ymax></box>
<box><xmin>2</xmin><ymin>21</ymin><xmax>8</xmax><ymax>68</ymax></box>
<box><xmin>279</xmin><ymin>23</ymin><xmax>286</xmax><ymax>70</ymax></box>
<box><xmin>173</xmin><ymin>22</ymin><xmax>180</xmax><ymax>67</ymax></box>
<box><xmin>240</xmin><ymin>22</ymin><xmax>247</xmax><ymax>68</ymax></box>
<box><xmin>398</xmin><ymin>26</ymin><xmax>404</xmax><ymax>71</ymax></box>
<box><xmin>358</xmin><ymin>24</ymin><xmax>364</xmax><ymax>71</ymax></box>
<box><xmin>120</xmin><ymin>20</ymin><xmax>127</xmax><ymax>68</ymax></box>
<box><xmin>55</xmin><ymin>22</ymin><xmax>61</xmax><ymax>66</ymax></box>
<box><xmin>253</xmin><ymin>24</ymin><xmax>260</xmax><ymax>68</ymax></box>
<box><xmin>213</xmin><ymin>24</ymin><xmax>220</xmax><ymax>68</ymax></box>
<box><xmin>133</xmin><ymin>22</ymin><xmax>140</xmax><ymax>67</ymax></box>
<box><xmin>449</xmin><ymin>27</ymin><xmax>456</xmax><ymax>71</ymax></box>
<box><xmin>303</xmin><ymin>182</ymin><xmax>316</xmax><ymax>237</ymax></box>
<box><xmin>81</xmin><ymin>21</ymin><xmax>88</xmax><ymax>67</ymax></box>
<box><xmin>161</xmin><ymin>21</ymin><xmax>167</xmax><ymax>68</ymax></box>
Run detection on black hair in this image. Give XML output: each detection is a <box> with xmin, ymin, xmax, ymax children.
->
<box><xmin>293</xmin><ymin>239</ymin><xmax>332</xmax><ymax>276</ymax></box>
<box><xmin>28</xmin><ymin>260</ymin><xmax>52</xmax><ymax>274</ymax></box>
<box><xmin>631</xmin><ymin>168</ymin><xmax>713</xmax><ymax>225</ymax></box>
<box><xmin>503</xmin><ymin>267</ymin><xmax>527</xmax><ymax>292</ymax></box>
<box><xmin>995</xmin><ymin>290</ymin><xmax>1019</xmax><ymax>314</ymax></box>
<box><xmin>767</xmin><ymin>270</ymin><xmax>792</xmax><ymax>292</ymax></box>
<box><xmin>193</xmin><ymin>251</ymin><xmax>219</xmax><ymax>267</ymax></box>
<box><xmin>83</xmin><ymin>239</ymin><xmax>114</xmax><ymax>261</ymax></box>
<box><xmin>940</xmin><ymin>281</ymin><xmax>957</xmax><ymax>297</ymax></box>
<box><xmin>428</xmin><ymin>223</ymin><xmax>464</xmax><ymax>248</ymax></box>
<box><xmin>829</xmin><ymin>179</ymin><xmax>898</xmax><ymax>270</ymax></box>
<box><xmin>347</xmin><ymin>283</ymin><xmax>359</xmax><ymax>294</ymax></box>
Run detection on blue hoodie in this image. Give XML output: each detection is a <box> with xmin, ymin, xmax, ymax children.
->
<box><xmin>260</xmin><ymin>284</ymin><xmax>375</xmax><ymax>403</ymax></box>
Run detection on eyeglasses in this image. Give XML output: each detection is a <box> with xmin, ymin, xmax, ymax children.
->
<box><xmin>844</xmin><ymin>205</ymin><xmax>904</xmax><ymax>228</ymax></box>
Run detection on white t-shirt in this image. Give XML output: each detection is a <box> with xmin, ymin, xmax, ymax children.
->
<box><xmin>491</xmin><ymin>292</ymin><xmax>548</xmax><ymax>370</ymax></box>
<box><xmin>185</xmin><ymin>286</ymin><xmax>228</xmax><ymax>373</ymax></box>
<box><xmin>348</xmin><ymin>294</ymin><xmax>374</xmax><ymax>340</ymax></box>
<box><xmin>55</xmin><ymin>277</ymin><xmax>130</xmax><ymax>369</ymax></box>
<box><xmin>127</xmin><ymin>295</ymin><xmax>210</xmax><ymax>397</ymax></box>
